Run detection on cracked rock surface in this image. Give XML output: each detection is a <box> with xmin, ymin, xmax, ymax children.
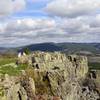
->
<box><xmin>0</xmin><ymin>52</ymin><xmax>100</xmax><ymax>100</ymax></box>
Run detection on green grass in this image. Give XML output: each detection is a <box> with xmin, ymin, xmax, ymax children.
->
<box><xmin>88</xmin><ymin>62</ymin><xmax>100</xmax><ymax>70</ymax></box>
<box><xmin>0</xmin><ymin>63</ymin><xmax>28</xmax><ymax>76</ymax></box>
<box><xmin>0</xmin><ymin>57</ymin><xmax>16</xmax><ymax>66</ymax></box>
<box><xmin>0</xmin><ymin>66</ymin><xmax>20</xmax><ymax>76</ymax></box>
<box><xmin>0</xmin><ymin>56</ymin><xmax>28</xmax><ymax>76</ymax></box>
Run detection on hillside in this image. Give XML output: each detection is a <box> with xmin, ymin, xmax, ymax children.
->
<box><xmin>19</xmin><ymin>42</ymin><xmax>63</xmax><ymax>52</ymax></box>
<box><xmin>0</xmin><ymin>42</ymin><xmax>100</xmax><ymax>55</ymax></box>
<box><xmin>17</xmin><ymin>43</ymin><xmax>100</xmax><ymax>54</ymax></box>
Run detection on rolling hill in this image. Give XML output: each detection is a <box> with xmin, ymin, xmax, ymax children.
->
<box><xmin>0</xmin><ymin>42</ymin><xmax>100</xmax><ymax>54</ymax></box>
<box><xmin>18</xmin><ymin>42</ymin><xmax>100</xmax><ymax>54</ymax></box>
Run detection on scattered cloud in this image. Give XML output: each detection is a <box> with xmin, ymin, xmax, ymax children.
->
<box><xmin>0</xmin><ymin>16</ymin><xmax>100</xmax><ymax>47</ymax></box>
<box><xmin>0</xmin><ymin>0</ymin><xmax>26</xmax><ymax>17</ymax></box>
<box><xmin>0</xmin><ymin>0</ymin><xmax>100</xmax><ymax>47</ymax></box>
<box><xmin>45</xmin><ymin>0</ymin><xmax>100</xmax><ymax>17</ymax></box>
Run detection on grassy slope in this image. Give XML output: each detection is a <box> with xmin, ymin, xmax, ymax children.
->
<box><xmin>16</xmin><ymin>43</ymin><xmax>100</xmax><ymax>54</ymax></box>
<box><xmin>0</xmin><ymin>56</ymin><xmax>28</xmax><ymax>76</ymax></box>
<box><xmin>88</xmin><ymin>62</ymin><xmax>100</xmax><ymax>70</ymax></box>
<box><xmin>0</xmin><ymin>64</ymin><xmax>28</xmax><ymax>76</ymax></box>
<box><xmin>57</xmin><ymin>43</ymin><xmax>100</xmax><ymax>54</ymax></box>
<box><xmin>0</xmin><ymin>58</ymin><xmax>16</xmax><ymax>66</ymax></box>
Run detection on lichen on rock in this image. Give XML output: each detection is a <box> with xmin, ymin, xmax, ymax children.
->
<box><xmin>0</xmin><ymin>51</ymin><xmax>100</xmax><ymax>100</ymax></box>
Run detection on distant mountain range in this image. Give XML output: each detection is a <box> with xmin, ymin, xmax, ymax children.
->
<box><xmin>0</xmin><ymin>42</ymin><xmax>100</xmax><ymax>54</ymax></box>
<box><xmin>0</xmin><ymin>47</ymin><xmax>10</xmax><ymax>53</ymax></box>
<box><xmin>16</xmin><ymin>42</ymin><xmax>100</xmax><ymax>54</ymax></box>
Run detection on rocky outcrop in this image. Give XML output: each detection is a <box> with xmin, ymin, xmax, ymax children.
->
<box><xmin>0</xmin><ymin>74</ymin><xmax>28</xmax><ymax>100</ymax></box>
<box><xmin>0</xmin><ymin>51</ymin><xmax>100</xmax><ymax>100</ymax></box>
<box><xmin>30</xmin><ymin>52</ymin><xmax>88</xmax><ymax>78</ymax></box>
<box><xmin>28</xmin><ymin>52</ymin><xmax>99</xmax><ymax>100</ymax></box>
<box><xmin>21</xmin><ymin>52</ymin><xmax>76</xmax><ymax>99</ymax></box>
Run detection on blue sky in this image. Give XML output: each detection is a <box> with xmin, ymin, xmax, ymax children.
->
<box><xmin>13</xmin><ymin>0</ymin><xmax>48</xmax><ymax>18</ymax></box>
<box><xmin>0</xmin><ymin>0</ymin><xmax>100</xmax><ymax>47</ymax></box>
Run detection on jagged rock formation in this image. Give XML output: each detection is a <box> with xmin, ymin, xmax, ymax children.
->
<box><xmin>30</xmin><ymin>52</ymin><xmax>88</xmax><ymax>78</ymax></box>
<box><xmin>0</xmin><ymin>52</ymin><xmax>100</xmax><ymax>100</ymax></box>
<box><xmin>0</xmin><ymin>74</ymin><xmax>28</xmax><ymax>100</ymax></box>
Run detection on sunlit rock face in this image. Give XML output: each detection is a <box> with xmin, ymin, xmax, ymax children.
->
<box><xmin>28</xmin><ymin>52</ymin><xmax>99</xmax><ymax>100</ymax></box>
<box><xmin>30</xmin><ymin>52</ymin><xmax>88</xmax><ymax>79</ymax></box>
<box><xmin>27</xmin><ymin>52</ymin><xmax>90</xmax><ymax>100</ymax></box>
<box><xmin>0</xmin><ymin>74</ymin><xmax>28</xmax><ymax>100</ymax></box>
<box><xmin>0</xmin><ymin>52</ymin><xmax>100</xmax><ymax>100</ymax></box>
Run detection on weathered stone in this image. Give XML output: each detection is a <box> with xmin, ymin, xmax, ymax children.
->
<box><xmin>8</xmin><ymin>85</ymin><xmax>27</xmax><ymax>99</ymax></box>
<box><xmin>0</xmin><ymin>74</ymin><xmax>28</xmax><ymax>100</ymax></box>
<box><xmin>0</xmin><ymin>51</ymin><xmax>99</xmax><ymax>100</ymax></box>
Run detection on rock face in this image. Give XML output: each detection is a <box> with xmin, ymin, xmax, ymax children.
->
<box><xmin>0</xmin><ymin>74</ymin><xmax>28</xmax><ymax>100</ymax></box>
<box><xmin>0</xmin><ymin>51</ymin><xmax>100</xmax><ymax>100</ymax></box>
<box><xmin>31</xmin><ymin>52</ymin><xmax>88</xmax><ymax>78</ymax></box>
<box><xmin>28</xmin><ymin>52</ymin><xmax>99</xmax><ymax>100</ymax></box>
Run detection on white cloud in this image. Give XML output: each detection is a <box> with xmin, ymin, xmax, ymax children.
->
<box><xmin>0</xmin><ymin>0</ymin><xmax>26</xmax><ymax>17</ymax></box>
<box><xmin>33</xmin><ymin>0</ymin><xmax>49</xmax><ymax>2</ymax></box>
<box><xmin>60</xmin><ymin>18</ymin><xmax>90</xmax><ymax>33</ymax></box>
<box><xmin>45</xmin><ymin>0</ymin><xmax>100</xmax><ymax>17</ymax></box>
<box><xmin>13</xmin><ymin>0</ymin><xmax>26</xmax><ymax>12</ymax></box>
<box><xmin>0</xmin><ymin>0</ymin><xmax>100</xmax><ymax>47</ymax></box>
<box><xmin>0</xmin><ymin>16</ymin><xmax>100</xmax><ymax>47</ymax></box>
<box><xmin>5</xmin><ymin>18</ymin><xmax>56</xmax><ymax>33</ymax></box>
<box><xmin>0</xmin><ymin>0</ymin><xmax>13</xmax><ymax>17</ymax></box>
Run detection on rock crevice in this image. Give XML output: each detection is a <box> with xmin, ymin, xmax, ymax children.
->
<box><xmin>0</xmin><ymin>52</ymin><xmax>100</xmax><ymax>100</ymax></box>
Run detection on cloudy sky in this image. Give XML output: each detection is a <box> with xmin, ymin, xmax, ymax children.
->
<box><xmin>0</xmin><ymin>0</ymin><xmax>100</xmax><ymax>47</ymax></box>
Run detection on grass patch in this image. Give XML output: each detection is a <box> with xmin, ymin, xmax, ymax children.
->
<box><xmin>17</xmin><ymin>63</ymin><xmax>28</xmax><ymax>70</ymax></box>
<box><xmin>0</xmin><ymin>63</ymin><xmax>28</xmax><ymax>76</ymax></box>
<box><xmin>0</xmin><ymin>57</ymin><xmax>16</xmax><ymax>66</ymax></box>
<box><xmin>88</xmin><ymin>62</ymin><xmax>100</xmax><ymax>70</ymax></box>
<box><xmin>0</xmin><ymin>55</ymin><xmax>28</xmax><ymax>76</ymax></box>
<box><xmin>0</xmin><ymin>66</ymin><xmax>20</xmax><ymax>76</ymax></box>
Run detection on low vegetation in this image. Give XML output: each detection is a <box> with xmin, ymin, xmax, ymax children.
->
<box><xmin>0</xmin><ymin>63</ymin><xmax>28</xmax><ymax>76</ymax></box>
<box><xmin>89</xmin><ymin>62</ymin><xmax>100</xmax><ymax>70</ymax></box>
<box><xmin>0</xmin><ymin>57</ymin><xmax>16</xmax><ymax>66</ymax></box>
<box><xmin>0</xmin><ymin>55</ymin><xmax>28</xmax><ymax>76</ymax></box>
